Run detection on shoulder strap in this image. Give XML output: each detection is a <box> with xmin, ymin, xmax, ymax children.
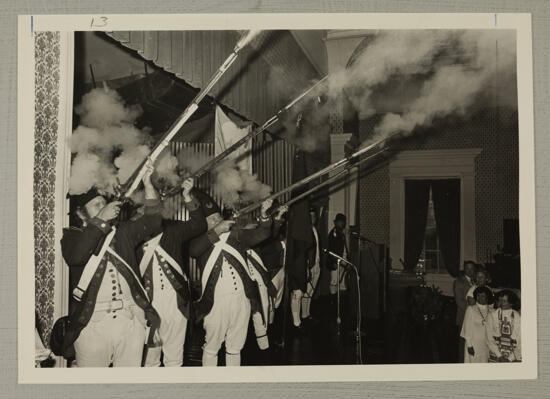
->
<box><xmin>139</xmin><ymin>233</ymin><xmax>163</xmax><ymax>277</ymax></box>
<box><xmin>199</xmin><ymin>232</ymin><xmax>230</xmax><ymax>296</ymax></box>
<box><xmin>155</xmin><ymin>244</ymin><xmax>187</xmax><ymax>280</ymax></box>
<box><xmin>72</xmin><ymin>229</ymin><xmax>116</xmax><ymax>301</ymax></box>
<box><xmin>106</xmin><ymin>246</ymin><xmax>149</xmax><ymax>300</ymax></box>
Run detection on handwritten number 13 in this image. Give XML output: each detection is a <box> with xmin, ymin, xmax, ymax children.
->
<box><xmin>91</xmin><ymin>17</ymin><xmax>108</xmax><ymax>28</ymax></box>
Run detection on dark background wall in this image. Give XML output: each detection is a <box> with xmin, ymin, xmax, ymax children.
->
<box><xmin>357</xmin><ymin>105</ymin><xmax>519</xmax><ymax>265</ymax></box>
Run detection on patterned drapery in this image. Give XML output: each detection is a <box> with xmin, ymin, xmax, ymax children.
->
<box><xmin>34</xmin><ymin>31</ymin><xmax>61</xmax><ymax>346</ymax></box>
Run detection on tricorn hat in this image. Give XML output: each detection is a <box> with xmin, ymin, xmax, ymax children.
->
<box><xmin>68</xmin><ymin>188</ymin><xmax>103</xmax><ymax>214</ymax></box>
<box><xmin>334</xmin><ymin>213</ymin><xmax>346</xmax><ymax>222</ymax></box>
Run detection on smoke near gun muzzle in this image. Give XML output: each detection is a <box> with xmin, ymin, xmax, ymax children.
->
<box><xmin>370</xmin><ymin>30</ymin><xmax>516</xmax><ymax>140</ymax></box>
<box><xmin>236</xmin><ymin>30</ymin><xmax>262</xmax><ymax>49</ymax></box>
<box><xmin>212</xmin><ymin>159</ymin><xmax>272</xmax><ymax>208</ymax></box>
<box><xmin>176</xmin><ymin>147</ymin><xmax>212</xmax><ymax>176</ymax></box>
<box><xmin>69</xmin><ymin>86</ymin><xmax>155</xmax><ymax>195</ymax></box>
<box><xmin>269</xmin><ymin>30</ymin><xmax>516</xmax><ymax>153</ymax></box>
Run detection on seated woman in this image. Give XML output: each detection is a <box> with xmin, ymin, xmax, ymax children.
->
<box><xmin>460</xmin><ymin>286</ymin><xmax>494</xmax><ymax>363</ymax></box>
<box><xmin>466</xmin><ymin>267</ymin><xmax>492</xmax><ymax>306</ymax></box>
<box><xmin>487</xmin><ymin>289</ymin><xmax>522</xmax><ymax>362</ymax></box>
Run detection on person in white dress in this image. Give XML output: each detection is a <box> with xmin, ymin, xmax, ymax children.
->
<box><xmin>460</xmin><ymin>285</ymin><xmax>494</xmax><ymax>363</ymax></box>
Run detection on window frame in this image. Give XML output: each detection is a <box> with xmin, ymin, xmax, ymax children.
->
<box><xmin>389</xmin><ymin>149</ymin><xmax>482</xmax><ymax>275</ymax></box>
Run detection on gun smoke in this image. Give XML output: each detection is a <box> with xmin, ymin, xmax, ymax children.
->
<box><xmin>212</xmin><ymin>159</ymin><xmax>272</xmax><ymax>208</ymax></box>
<box><xmin>69</xmin><ymin>86</ymin><xmax>183</xmax><ymax>196</ymax></box>
<box><xmin>266</xmin><ymin>30</ymin><xmax>516</xmax><ymax>152</ymax></box>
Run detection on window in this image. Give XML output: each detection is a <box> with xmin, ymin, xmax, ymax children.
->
<box><xmin>403</xmin><ymin>178</ymin><xmax>461</xmax><ymax>275</ymax></box>
<box><xmin>421</xmin><ymin>186</ymin><xmax>444</xmax><ymax>273</ymax></box>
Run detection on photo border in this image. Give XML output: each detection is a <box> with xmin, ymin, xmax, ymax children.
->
<box><xmin>17</xmin><ymin>12</ymin><xmax>536</xmax><ymax>383</ymax></box>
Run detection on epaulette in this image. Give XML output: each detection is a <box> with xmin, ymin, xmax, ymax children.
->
<box><xmin>64</xmin><ymin>226</ymin><xmax>83</xmax><ymax>232</ymax></box>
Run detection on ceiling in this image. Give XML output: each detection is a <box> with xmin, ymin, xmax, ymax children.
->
<box><xmin>289</xmin><ymin>30</ymin><xmax>328</xmax><ymax>76</ymax></box>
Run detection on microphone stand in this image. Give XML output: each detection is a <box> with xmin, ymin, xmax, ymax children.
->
<box><xmin>325</xmin><ymin>249</ymin><xmax>363</xmax><ymax>365</ymax></box>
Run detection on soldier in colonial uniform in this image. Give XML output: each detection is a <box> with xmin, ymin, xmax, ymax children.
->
<box><xmin>189</xmin><ymin>193</ymin><xmax>275</xmax><ymax>366</ymax></box>
<box><xmin>61</xmin><ymin>160</ymin><xmax>162</xmax><ymax>367</ymax></box>
<box><xmin>138</xmin><ymin>178</ymin><xmax>207</xmax><ymax>367</ymax></box>
<box><xmin>301</xmin><ymin>207</ymin><xmax>321</xmax><ymax>323</ymax></box>
<box><xmin>289</xmin><ymin>207</ymin><xmax>321</xmax><ymax>334</ymax></box>
<box><xmin>327</xmin><ymin>213</ymin><xmax>349</xmax><ymax>296</ymax></box>
<box><xmin>252</xmin><ymin>201</ymin><xmax>287</xmax><ymax>326</ymax></box>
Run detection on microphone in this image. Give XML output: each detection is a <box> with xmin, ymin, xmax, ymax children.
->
<box><xmin>323</xmin><ymin>248</ymin><xmax>352</xmax><ymax>266</ymax></box>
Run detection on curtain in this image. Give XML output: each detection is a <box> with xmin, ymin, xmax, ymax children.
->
<box><xmin>404</xmin><ymin>180</ymin><xmax>431</xmax><ymax>270</ymax></box>
<box><xmin>432</xmin><ymin>179</ymin><xmax>461</xmax><ymax>277</ymax></box>
<box><xmin>34</xmin><ymin>31</ymin><xmax>74</xmax><ymax>352</ymax></box>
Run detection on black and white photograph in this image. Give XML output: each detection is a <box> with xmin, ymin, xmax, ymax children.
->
<box><xmin>18</xmin><ymin>13</ymin><xmax>536</xmax><ymax>383</ymax></box>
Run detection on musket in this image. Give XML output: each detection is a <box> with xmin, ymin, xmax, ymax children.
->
<box><xmin>276</xmin><ymin>147</ymin><xmax>388</xmax><ymax>211</ymax></box>
<box><xmin>160</xmin><ymin>75</ymin><xmax>329</xmax><ymax>198</ymax></box>
<box><xmin>120</xmin><ymin>30</ymin><xmax>261</xmax><ymax>199</ymax></box>
<box><xmin>233</xmin><ymin>132</ymin><xmax>401</xmax><ymax>218</ymax></box>
<box><xmin>234</xmin><ymin>146</ymin><xmax>387</xmax><ymax>219</ymax></box>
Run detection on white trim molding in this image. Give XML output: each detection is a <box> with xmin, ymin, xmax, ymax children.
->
<box><xmin>389</xmin><ymin>149</ymin><xmax>482</xmax><ymax>273</ymax></box>
<box><xmin>329</xmin><ymin>134</ymin><xmax>358</xmax><ymax>226</ymax></box>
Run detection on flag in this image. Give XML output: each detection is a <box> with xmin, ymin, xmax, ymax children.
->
<box><xmin>214</xmin><ymin>105</ymin><xmax>252</xmax><ymax>172</ymax></box>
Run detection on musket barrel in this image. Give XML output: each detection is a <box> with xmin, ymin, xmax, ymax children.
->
<box><xmin>189</xmin><ymin>76</ymin><xmax>328</xmax><ymax>178</ymax></box>
<box><xmin>234</xmin><ymin>146</ymin><xmax>388</xmax><ymax>217</ymax></box>
<box><xmin>283</xmin><ymin>149</ymin><xmax>387</xmax><ymax>208</ymax></box>
<box><xmin>121</xmin><ymin>31</ymin><xmax>256</xmax><ymax>198</ymax></box>
<box><xmin>158</xmin><ymin>76</ymin><xmax>329</xmax><ymax>197</ymax></box>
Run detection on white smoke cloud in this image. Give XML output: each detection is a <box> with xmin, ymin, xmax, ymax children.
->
<box><xmin>74</xmin><ymin>84</ymin><xmax>143</xmax><ymax>129</ymax></box>
<box><xmin>69</xmin><ymin>85</ymin><xmax>164</xmax><ymax>195</ymax></box>
<box><xmin>153</xmin><ymin>148</ymin><xmax>182</xmax><ymax>191</ymax></box>
<box><xmin>113</xmin><ymin>144</ymin><xmax>150</xmax><ymax>184</ymax></box>
<box><xmin>372</xmin><ymin>30</ymin><xmax>516</xmax><ymax>139</ymax></box>
<box><xmin>212</xmin><ymin>159</ymin><xmax>272</xmax><ymax>208</ymax></box>
<box><xmin>269</xmin><ymin>30</ymin><xmax>516</xmax><ymax>152</ymax></box>
<box><xmin>69</xmin><ymin>152</ymin><xmax>118</xmax><ymax>195</ymax></box>
<box><xmin>176</xmin><ymin>146</ymin><xmax>212</xmax><ymax>175</ymax></box>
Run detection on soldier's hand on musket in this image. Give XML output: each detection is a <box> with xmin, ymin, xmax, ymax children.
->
<box><xmin>97</xmin><ymin>201</ymin><xmax>122</xmax><ymax>222</ymax></box>
<box><xmin>181</xmin><ymin>178</ymin><xmax>194</xmax><ymax>200</ymax></box>
<box><xmin>274</xmin><ymin>205</ymin><xmax>288</xmax><ymax>221</ymax></box>
<box><xmin>261</xmin><ymin>199</ymin><xmax>273</xmax><ymax>218</ymax></box>
<box><xmin>142</xmin><ymin>157</ymin><xmax>155</xmax><ymax>187</ymax></box>
<box><xmin>142</xmin><ymin>157</ymin><xmax>159</xmax><ymax>200</ymax></box>
<box><xmin>214</xmin><ymin>220</ymin><xmax>235</xmax><ymax>235</ymax></box>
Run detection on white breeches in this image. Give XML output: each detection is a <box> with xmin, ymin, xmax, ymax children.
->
<box><xmin>202</xmin><ymin>291</ymin><xmax>251</xmax><ymax>367</ymax></box>
<box><xmin>144</xmin><ymin>288</ymin><xmax>187</xmax><ymax>367</ymax></box>
<box><xmin>74</xmin><ymin>305</ymin><xmax>146</xmax><ymax>367</ymax></box>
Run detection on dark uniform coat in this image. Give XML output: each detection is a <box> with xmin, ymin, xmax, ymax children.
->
<box><xmin>327</xmin><ymin>227</ymin><xmax>347</xmax><ymax>270</ymax></box>
<box><xmin>60</xmin><ymin>199</ymin><xmax>163</xmax><ymax>348</ymax></box>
